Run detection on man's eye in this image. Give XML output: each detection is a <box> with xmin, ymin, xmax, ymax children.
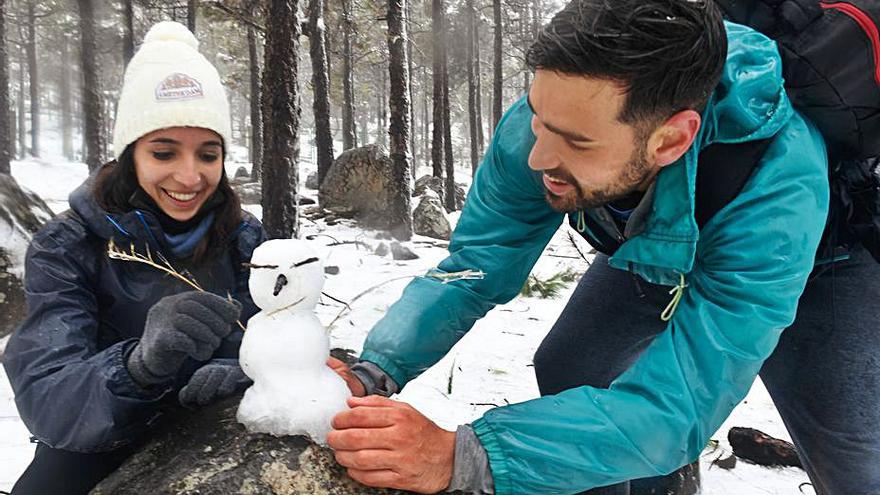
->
<box><xmin>152</xmin><ymin>151</ymin><xmax>174</xmax><ymax>161</ymax></box>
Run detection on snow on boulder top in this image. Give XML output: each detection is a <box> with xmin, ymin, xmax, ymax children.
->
<box><xmin>142</xmin><ymin>21</ymin><xmax>199</xmax><ymax>50</ymax></box>
<box><xmin>0</xmin><ymin>174</ymin><xmax>53</xmax><ymax>278</ymax></box>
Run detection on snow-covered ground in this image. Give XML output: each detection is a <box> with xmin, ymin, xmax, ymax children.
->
<box><xmin>0</xmin><ymin>152</ymin><xmax>813</xmax><ymax>493</ymax></box>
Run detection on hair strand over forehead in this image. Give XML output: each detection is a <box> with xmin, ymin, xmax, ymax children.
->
<box><xmin>526</xmin><ymin>0</ymin><xmax>727</xmax><ymax>127</ymax></box>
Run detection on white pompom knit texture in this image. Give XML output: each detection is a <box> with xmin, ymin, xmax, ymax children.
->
<box><xmin>112</xmin><ymin>21</ymin><xmax>231</xmax><ymax>160</ymax></box>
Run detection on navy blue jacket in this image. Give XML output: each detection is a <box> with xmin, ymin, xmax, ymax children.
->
<box><xmin>2</xmin><ymin>177</ymin><xmax>264</xmax><ymax>453</ymax></box>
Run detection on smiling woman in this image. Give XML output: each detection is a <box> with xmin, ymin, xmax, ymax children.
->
<box><xmin>2</xmin><ymin>21</ymin><xmax>267</xmax><ymax>495</ymax></box>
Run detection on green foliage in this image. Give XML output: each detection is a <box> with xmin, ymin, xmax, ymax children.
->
<box><xmin>519</xmin><ymin>268</ymin><xmax>579</xmax><ymax>299</ymax></box>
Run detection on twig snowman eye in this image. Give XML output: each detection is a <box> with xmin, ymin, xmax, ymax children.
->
<box><xmin>291</xmin><ymin>257</ymin><xmax>320</xmax><ymax>268</ymax></box>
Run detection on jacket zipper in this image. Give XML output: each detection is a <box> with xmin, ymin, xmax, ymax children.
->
<box><xmin>821</xmin><ymin>1</ymin><xmax>880</xmax><ymax>85</ymax></box>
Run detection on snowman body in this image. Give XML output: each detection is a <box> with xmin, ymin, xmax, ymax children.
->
<box><xmin>236</xmin><ymin>240</ymin><xmax>350</xmax><ymax>444</ymax></box>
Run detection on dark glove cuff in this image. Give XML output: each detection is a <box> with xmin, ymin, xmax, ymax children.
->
<box><xmin>126</xmin><ymin>344</ymin><xmax>173</xmax><ymax>388</ymax></box>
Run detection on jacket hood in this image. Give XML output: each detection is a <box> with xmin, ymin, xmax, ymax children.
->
<box><xmin>607</xmin><ymin>21</ymin><xmax>794</xmax><ymax>285</ymax></box>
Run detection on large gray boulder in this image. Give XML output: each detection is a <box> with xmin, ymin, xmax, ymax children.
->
<box><xmin>92</xmin><ymin>349</ymin><xmax>457</xmax><ymax>495</ymax></box>
<box><xmin>318</xmin><ymin>145</ymin><xmax>410</xmax><ymax>232</ymax></box>
<box><xmin>0</xmin><ymin>174</ymin><xmax>53</xmax><ymax>338</ymax></box>
<box><xmin>412</xmin><ymin>175</ymin><xmax>466</xmax><ymax>212</ymax></box>
<box><xmin>412</xmin><ymin>193</ymin><xmax>452</xmax><ymax>240</ymax></box>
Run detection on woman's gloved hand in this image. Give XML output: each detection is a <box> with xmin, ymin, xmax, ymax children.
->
<box><xmin>126</xmin><ymin>291</ymin><xmax>242</xmax><ymax>387</ymax></box>
<box><xmin>178</xmin><ymin>359</ymin><xmax>252</xmax><ymax>407</ymax></box>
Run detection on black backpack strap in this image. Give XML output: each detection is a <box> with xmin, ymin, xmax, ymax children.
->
<box><xmin>695</xmin><ymin>138</ymin><xmax>773</xmax><ymax>229</ymax></box>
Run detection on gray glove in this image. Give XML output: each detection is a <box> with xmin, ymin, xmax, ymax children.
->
<box><xmin>127</xmin><ymin>291</ymin><xmax>242</xmax><ymax>387</ymax></box>
<box><xmin>178</xmin><ymin>359</ymin><xmax>252</xmax><ymax>407</ymax></box>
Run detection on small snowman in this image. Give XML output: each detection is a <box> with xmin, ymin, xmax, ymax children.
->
<box><xmin>237</xmin><ymin>239</ymin><xmax>350</xmax><ymax>444</ymax></box>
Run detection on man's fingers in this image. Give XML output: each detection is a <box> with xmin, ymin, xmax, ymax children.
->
<box><xmin>327</xmin><ymin>427</ymin><xmax>397</xmax><ymax>451</ymax></box>
<box><xmin>332</xmin><ymin>404</ymin><xmax>397</xmax><ymax>430</ymax></box>
<box><xmin>333</xmin><ymin>449</ymin><xmax>399</xmax><ymax>471</ymax></box>
<box><xmin>346</xmin><ymin>468</ymin><xmax>401</xmax><ymax>488</ymax></box>
<box><xmin>347</xmin><ymin>395</ymin><xmax>395</xmax><ymax>408</ymax></box>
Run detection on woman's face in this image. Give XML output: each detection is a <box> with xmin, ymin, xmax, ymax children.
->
<box><xmin>133</xmin><ymin>127</ymin><xmax>224</xmax><ymax>222</ymax></box>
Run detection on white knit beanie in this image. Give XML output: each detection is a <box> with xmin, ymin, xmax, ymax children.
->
<box><xmin>112</xmin><ymin>21</ymin><xmax>232</xmax><ymax>161</ymax></box>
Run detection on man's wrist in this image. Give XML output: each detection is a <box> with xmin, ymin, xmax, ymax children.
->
<box><xmin>448</xmin><ymin>424</ymin><xmax>495</xmax><ymax>494</ymax></box>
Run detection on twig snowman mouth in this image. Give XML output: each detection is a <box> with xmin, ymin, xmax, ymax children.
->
<box><xmin>266</xmin><ymin>296</ymin><xmax>306</xmax><ymax>318</ymax></box>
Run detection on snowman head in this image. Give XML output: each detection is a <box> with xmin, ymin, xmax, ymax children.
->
<box><xmin>247</xmin><ymin>239</ymin><xmax>325</xmax><ymax>312</ymax></box>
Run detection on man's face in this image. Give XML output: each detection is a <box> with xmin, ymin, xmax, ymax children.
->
<box><xmin>527</xmin><ymin>70</ymin><xmax>660</xmax><ymax>212</ymax></box>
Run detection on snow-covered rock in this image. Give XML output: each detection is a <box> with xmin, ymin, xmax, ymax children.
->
<box><xmin>0</xmin><ymin>174</ymin><xmax>53</xmax><ymax>338</ymax></box>
<box><xmin>412</xmin><ymin>192</ymin><xmax>452</xmax><ymax>240</ymax></box>
<box><xmin>412</xmin><ymin>174</ymin><xmax>466</xmax><ymax>212</ymax></box>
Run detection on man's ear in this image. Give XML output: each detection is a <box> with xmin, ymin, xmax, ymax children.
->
<box><xmin>648</xmin><ymin>110</ymin><xmax>701</xmax><ymax>168</ymax></box>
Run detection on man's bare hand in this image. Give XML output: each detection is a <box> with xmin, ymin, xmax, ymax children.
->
<box><xmin>328</xmin><ymin>396</ymin><xmax>455</xmax><ymax>494</ymax></box>
<box><xmin>326</xmin><ymin>356</ymin><xmax>366</xmax><ymax>397</ymax></box>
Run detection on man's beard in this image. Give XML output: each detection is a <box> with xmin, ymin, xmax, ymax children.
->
<box><xmin>543</xmin><ymin>145</ymin><xmax>653</xmax><ymax>213</ymax></box>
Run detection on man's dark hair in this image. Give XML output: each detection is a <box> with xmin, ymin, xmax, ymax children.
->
<box><xmin>526</xmin><ymin>0</ymin><xmax>727</xmax><ymax>127</ymax></box>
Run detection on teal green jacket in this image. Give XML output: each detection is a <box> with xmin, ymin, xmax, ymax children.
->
<box><xmin>361</xmin><ymin>23</ymin><xmax>829</xmax><ymax>494</ymax></box>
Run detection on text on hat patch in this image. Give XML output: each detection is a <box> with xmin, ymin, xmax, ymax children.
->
<box><xmin>155</xmin><ymin>73</ymin><xmax>204</xmax><ymax>101</ymax></box>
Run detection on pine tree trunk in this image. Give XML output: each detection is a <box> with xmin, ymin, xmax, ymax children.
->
<box><xmin>474</xmin><ymin>2</ymin><xmax>484</xmax><ymax>152</ymax></box>
<box><xmin>247</xmin><ymin>22</ymin><xmax>263</xmax><ymax>181</ymax></box>
<box><xmin>123</xmin><ymin>0</ymin><xmax>134</xmax><ymax>67</ymax></box>
<box><xmin>466</xmin><ymin>0</ymin><xmax>479</xmax><ymax>174</ymax></box>
<box><xmin>16</xmin><ymin>44</ymin><xmax>25</xmax><ymax>160</ymax></box>
<box><xmin>77</xmin><ymin>0</ymin><xmax>105</xmax><ymax>171</ymax></box>
<box><xmin>386</xmin><ymin>0</ymin><xmax>413</xmax><ymax>240</ymax></box>
<box><xmin>441</xmin><ymin>52</ymin><xmax>454</xmax><ymax>212</ymax></box>
<box><xmin>430</xmin><ymin>0</ymin><xmax>444</xmax><ymax>184</ymax></box>
<box><xmin>0</xmin><ymin>0</ymin><xmax>10</xmax><ymax>175</ymax></box>
<box><xmin>521</xmin><ymin>4</ymin><xmax>529</xmax><ymax>93</ymax></box>
<box><xmin>26</xmin><ymin>1</ymin><xmax>38</xmax><ymax>157</ymax></box>
<box><xmin>308</xmin><ymin>0</ymin><xmax>333</xmax><ymax>186</ymax></box>
<box><xmin>492</xmin><ymin>0</ymin><xmax>502</xmax><ymax>129</ymax></box>
<box><xmin>261</xmin><ymin>0</ymin><xmax>301</xmax><ymax>239</ymax></box>
<box><xmin>187</xmin><ymin>0</ymin><xmax>197</xmax><ymax>33</ymax></box>
<box><xmin>406</xmin><ymin>0</ymin><xmax>416</xmax><ymax>179</ymax></box>
<box><xmin>341</xmin><ymin>0</ymin><xmax>356</xmax><ymax>150</ymax></box>
<box><xmin>61</xmin><ymin>37</ymin><xmax>73</xmax><ymax>160</ymax></box>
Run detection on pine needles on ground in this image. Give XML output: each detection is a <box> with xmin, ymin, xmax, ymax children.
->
<box><xmin>520</xmin><ymin>268</ymin><xmax>579</xmax><ymax>299</ymax></box>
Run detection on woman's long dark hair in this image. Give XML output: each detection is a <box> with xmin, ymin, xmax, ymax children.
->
<box><xmin>94</xmin><ymin>143</ymin><xmax>243</xmax><ymax>264</ymax></box>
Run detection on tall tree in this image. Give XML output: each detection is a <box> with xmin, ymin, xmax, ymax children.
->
<box><xmin>25</xmin><ymin>0</ymin><xmax>37</xmax><ymax>156</ymax></box>
<box><xmin>77</xmin><ymin>0</ymin><xmax>105</xmax><ymax>171</ymax></box>
<box><xmin>405</xmin><ymin>0</ymin><xmax>416</xmax><ymax>178</ymax></box>
<box><xmin>122</xmin><ymin>0</ymin><xmax>134</xmax><ymax>67</ymax></box>
<box><xmin>474</xmin><ymin>0</ymin><xmax>485</xmax><ymax>152</ymax></box>
<box><xmin>441</xmin><ymin>46</ymin><xmax>454</xmax><ymax>211</ymax></box>
<box><xmin>261</xmin><ymin>0</ymin><xmax>301</xmax><ymax>239</ymax></box>
<box><xmin>386</xmin><ymin>0</ymin><xmax>413</xmax><ymax>239</ymax></box>
<box><xmin>341</xmin><ymin>0</ymin><xmax>356</xmax><ymax>150</ymax></box>
<box><xmin>247</xmin><ymin>21</ymin><xmax>263</xmax><ymax>181</ymax></box>
<box><xmin>0</xmin><ymin>0</ymin><xmax>10</xmax><ymax>174</ymax></box>
<box><xmin>60</xmin><ymin>34</ymin><xmax>73</xmax><ymax>160</ymax></box>
<box><xmin>308</xmin><ymin>0</ymin><xmax>333</xmax><ymax>185</ymax></box>
<box><xmin>430</xmin><ymin>0</ymin><xmax>444</xmax><ymax>183</ymax></box>
<box><xmin>492</xmin><ymin>0</ymin><xmax>502</xmax><ymax>129</ymax></box>
<box><xmin>466</xmin><ymin>0</ymin><xmax>479</xmax><ymax>173</ymax></box>
<box><xmin>187</xmin><ymin>0</ymin><xmax>196</xmax><ymax>33</ymax></box>
<box><xmin>16</xmin><ymin>39</ymin><xmax>25</xmax><ymax>159</ymax></box>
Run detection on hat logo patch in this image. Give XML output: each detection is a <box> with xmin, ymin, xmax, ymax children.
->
<box><xmin>155</xmin><ymin>73</ymin><xmax>204</xmax><ymax>101</ymax></box>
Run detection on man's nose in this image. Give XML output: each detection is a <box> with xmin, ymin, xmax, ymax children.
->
<box><xmin>528</xmin><ymin>133</ymin><xmax>562</xmax><ymax>172</ymax></box>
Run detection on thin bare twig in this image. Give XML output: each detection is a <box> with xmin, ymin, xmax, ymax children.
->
<box><xmin>327</xmin><ymin>274</ymin><xmax>421</xmax><ymax>329</ymax></box>
<box><xmin>107</xmin><ymin>240</ymin><xmax>246</xmax><ymax>331</ymax></box>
